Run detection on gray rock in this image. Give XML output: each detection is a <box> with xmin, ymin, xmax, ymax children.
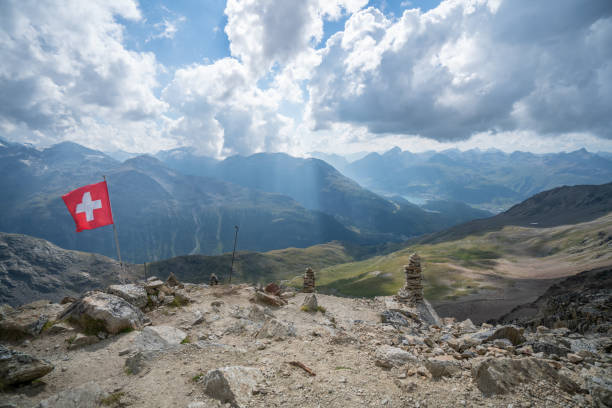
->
<box><xmin>0</xmin><ymin>304</ymin><xmax>14</xmax><ymax>319</ymax></box>
<box><xmin>415</xmin><ymin>300</ymin><xmax>442</xmax><ymax>326</ymax></box>
<box><xmin>125</xmin><ymin>350</ymin><xmax>159</xmax><ymax>375</ymax></box>
<box><xmin>529</xmin><ymin>341</ymin><xmax>571</xmax><ymax>357</ymax></box>
<box><xmin>587</xmin><ymin>376</ymin><xmax>612</xmax><ymax>408</ymax></box>
<box><xmin>173</xmin><ymin>289</ymin><xmax>193</xmax><ymax>305</ymax></box>
<box><xmin>0</xmin><ymin>345</ymin><xmax>54</xmax><ymax>386</ymax></box>
<box><xmin>471</xmin><ymin>357</ymin><xmax>580</xmax><ymax>397</ymax></box>
<box><xmin>34</xmin><ymin>381</ymin><xmax>107</xmax><ymax>407</ymax></box>
<box><xmin>425</xmin><ymin>357</ymin><xmax>462</xmax><ymax>379</ymax></box>
<box><xmin>202</xmin><ymin>366</ymin><xmax>264</xmax><ymax>407</ymax></box>
<box><xmin>375</xmin><ymin>345</ymin><xmax>416</xmax><ymax>368</ymax></box>
<box><xmin>254</xmin><ymin>291</ymin><xmax>286</xmax><ymax>307</ymax></box>
<box><xmin>145</xmin><ymin>280</ymin><xmax>164</xmax><ymax>294</ymax></box>
<box><xmin>255</xmin><ymin>318</ymin><xmax>296</xmax><ymax>340</ymax></box>
<box><xmin>132</xmin><ymin>326</ymin><xmax>187</xmax><ymax>351</ymax></box>
<box><xmin>59</xmin><ymin>291</ymin><xmax>146</xmax><ymax>334</ymax></box>
<box><xmin>458</xmin><ymin>318</ymin><xmax>477</xmax><ymax>333</ymax></box>
<box><xmin>566</xmin><ymin>353</ymin><xmax>583</xmax><ymax>364</ymax></box>
<box><xmin>67</xmin><ymin>333</ymin><xmax>99</xmax><ymax>350</ymax></box>
<box><xmin>492</xmin><ymin>338</ymin><xmax>513</xmax><ymax>350</ymax></box>
<box><xmin>186</xmin><ymin>403</ymin><xmax>207</xmax><ymax>408</ymax></box>
<box><xmin>301</xmin><ymin>294</ymin><xmax>318</xmax><ymax>311</ymax></box>
<box><xmin>247</xmin><ymin>304</ymin><xmax>271</xmax><ymax>322</ymax></box>
<box><xmin>446</xmin><ymin>337</ymin><xmax>464</xmax><ymax>352</ymax></box>
<box><xmin>46</xmin><ymin>322</ymin><xmax>75</xmax><ymax>335</ymax></box>
<box><xmin>380</xmin><ymin>310</ymin><xmax>417</xmax><ymax>327</ymax></box>
<box><xmin>486</xmin><ymin>325</ymin><xmax>526</xmax><ymax>346</ymax></box>
<box><xmin>0</xmin><ymin>300</ymin><xmax>64</xmax><ymax>341</ymax></box>
<box><xmin>192</xmin><ymin>310</ymin><xmax>205</xmax><ymax>326</ymax></box>
<box><xmin>107</xmin><ymin>284</ymin><xmax>148</xmax><ymax>309</ymax></box>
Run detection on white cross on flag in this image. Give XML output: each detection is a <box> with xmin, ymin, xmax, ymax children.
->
<box><xmin>62</xmin><ymin>181</ymin><xmax>114</xmax><ymax>232</ymax></box>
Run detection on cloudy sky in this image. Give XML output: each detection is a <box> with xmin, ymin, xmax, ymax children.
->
<box><xmin>1</xmin><ymin>0</ymin><xmax>611</xmax><ymax>157</ymax></box>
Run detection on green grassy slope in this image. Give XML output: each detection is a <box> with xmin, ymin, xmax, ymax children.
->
<box><xmin>289</xmin><ymin>213</ymin><xmax>612</xmax><ymax>301</ymax></box>
<box><xmin>147</xmin><ymin>241</ymin><xmax>356</xmax><ymax>285</ymax></box>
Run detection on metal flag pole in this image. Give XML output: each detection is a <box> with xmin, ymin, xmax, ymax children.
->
<box><xmin>103</xmin><ymin>175</ymin><xmax>125</xmax><ymax>282</ymax></box>
<box><xmin>229</xmin><ymin>225</ymin><xmax>239</xmax><ymax>284</ymax></box>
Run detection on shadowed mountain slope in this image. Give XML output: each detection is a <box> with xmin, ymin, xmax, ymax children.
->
<box><xmin>0</xmin><ymin>232</ymin><xmax>136</xmax><ymax>306</ymax></box>
<box><xmin>0</xmin><ymin>141</ymin><xmax>357</xmax><ymax>262</ymax></box>
<box><xmin>420</xmin><ymin>182</ymin><xmax>612</xmax><ymax>244</ymax></box>
<box><xmin>158</xmin><ymin>150</ymin><xmax>490</xmax><ymax>240</ymax></box>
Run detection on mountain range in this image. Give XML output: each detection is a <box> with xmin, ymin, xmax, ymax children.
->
<box><xmin>3</xmin><ymin>182</ymin><xmax>610</xmax><ymax>313</ymax></box>
<box><xmin>156</xmin><ymin>149</ymin><xmax>490</xmax><ymax>240</ymax></box>
<box><xmin>342</xmin><ymin>147</ymin><xmax>612</xmax><ymax>212</ymax></box>
<box><xmin>0</xmin><ymin>139</ymin><xmax>487</xmax><ymax>263</ymax></box>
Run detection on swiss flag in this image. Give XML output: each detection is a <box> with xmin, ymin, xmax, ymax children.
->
<box><xmin>62</xmin><ymin>181</ymin><xmax>114</xmax><ymax>232</ymax></box>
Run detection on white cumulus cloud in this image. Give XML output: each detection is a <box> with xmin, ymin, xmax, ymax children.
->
<box><xmin>0</xmin><ymin>0</ymin><xmax>170</xmax><ymax>152</ymax></box>
<box><xmin>162</xmin><ymin>58</ymin><xmax>293</xmax><ymax>157</ymax></box>
<box><xmin>306</xmin><ymin>0</ymin><xmax>612</xmax><ymax>141</ymax></box>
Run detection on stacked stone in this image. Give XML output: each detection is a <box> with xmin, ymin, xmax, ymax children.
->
<box><xmin>303</xmin><ymin>267</ymin><xmax>315</xmax><ymax>293</ymax></box>
<box><xmin>396</xmin><ymin>253</ymin><xmax>424</xmax><ymax>304</ymax></box>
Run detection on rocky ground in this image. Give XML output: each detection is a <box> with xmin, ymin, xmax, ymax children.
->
<box><xmin>0</xmin><ymin>276</ymin><xmax>610</xmax><ymax>408</ymax></box>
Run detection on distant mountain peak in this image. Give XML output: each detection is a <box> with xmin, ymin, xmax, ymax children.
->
<box><xmin>385</xmin><ymin>146</ymin><xmax>402</xmax><ymax>155</ymax></box>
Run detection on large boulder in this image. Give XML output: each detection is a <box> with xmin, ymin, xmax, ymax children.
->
<box><xmin>107</xmin><ymin>284</ymin><xmax>148</xmax><ymax>309</ymax></box>
<box><xmin>0</xmin><ymin>345</ymin><xmax>54</xmax><ymax>386</ymax></box>
<box><xmin>202</xmin><ymin>366</ymin><xmax>264</xmax><ymax>407</ymax></box>
<box><xmin>0</xmin><ymin>300</ymin><xmax>64</xmax><ymax>341</ymax></box>
<box><xmin>255</xmin><ymin>318</ymin><xmax>296</xmax><ymax>340</ymax></box>
<box><xmin>34</xmin><ymin>381</ymin><xmax>108</xmax><ymax>408</ymax></box>
<box><xmin>132</xmin><ymin>326</ymin><xmax>187</xmax><ymax>351</ymax></box>
<box><xmin>59</xmin><ymin>291</ymin><xmax>147</xmax><ymax>334</ymax></box>
<box><xmin>425</xmin><ymin>356</ymin><xmax>462</xmax><ymax>379</ymax></box>
<box><xmin>374</xmin><ymin>345</ymin><xmax>416</xmax><ymax>368</ymax></box>
<box><xmin>471</xmin><ymin>357</ymin><xmax>580</xmax><ymax>396</ymax></box>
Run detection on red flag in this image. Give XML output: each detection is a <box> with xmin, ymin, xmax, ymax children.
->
<box><xmin>62</xmin><ymin>181</ymin><xmax>114</xmax><ymax>232</ymax></box>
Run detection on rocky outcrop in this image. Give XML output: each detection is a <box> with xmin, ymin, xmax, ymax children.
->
<box><xmin>0</xmin><ymin>232</ymin><xmax>134</xmax><ymax>307</ymax></box>
<box><xmin>0</xmin><ymin>345</ymin><xmax>54</xmax><ymax>386</ymax></box>
<box><xmin>202</xmin><ymin>366</ymin><xmax>264</xmax><ymax>407</ymax></box>
<box><xmin>59</xmin><ymin>291</ymin><xmax>147</xmax><ymax>334</ymax></box>
<box><xmin>471</xmin><ymin>357</ymin><xmax>580</xmax><ymax>396</ymax></box>
<box><xmin>499</xmin><ymin>267</ymin><xmax>612</xmax><ymax>333</ymax></box>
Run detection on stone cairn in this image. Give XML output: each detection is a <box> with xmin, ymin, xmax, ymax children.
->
<box><xmin>396</xmin><ymin>253</ymin><xmax>424</xmax><ymax>305</ymax></box>
<box><xmin>303</xmin><ymin>267</ymin><xmax>315</xmax><ymax>293</ymax></box>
